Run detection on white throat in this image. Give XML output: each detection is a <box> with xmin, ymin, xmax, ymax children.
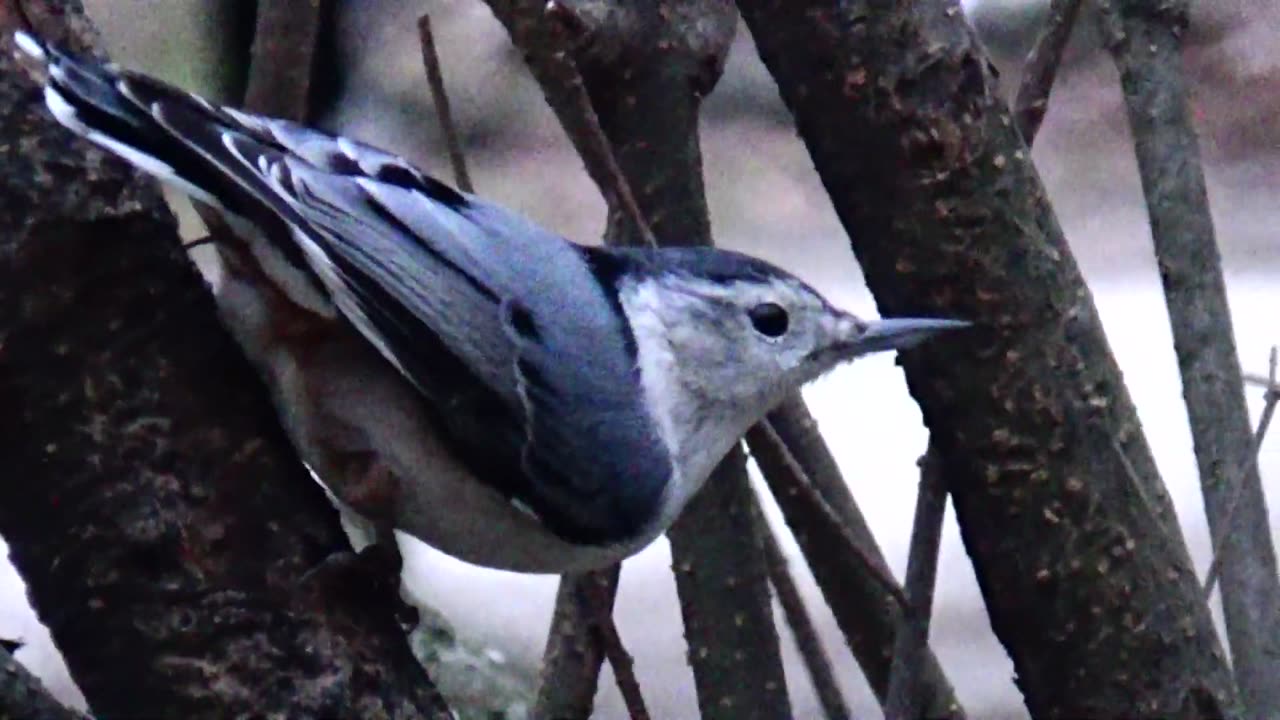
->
<box><xmin>617</xmin><ymin>279</ymin><xmax>763</xmax><ymax>528</ymax></box>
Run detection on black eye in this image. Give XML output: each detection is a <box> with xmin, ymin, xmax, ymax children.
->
<box><xmin>748</xmin><ymin>302</ymin><xmax>789</xmax><ymax>337</ymax></box>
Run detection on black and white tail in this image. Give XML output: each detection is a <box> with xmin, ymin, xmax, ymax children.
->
<box><xmin>14</xmin><ymin>31</ymin><xmax>470</xmax><ymax>214</ymax></box>
<box><xmin>13</xmin><ymin>31</ymin><xmax>484</xmax><ymax>316</ymax></box>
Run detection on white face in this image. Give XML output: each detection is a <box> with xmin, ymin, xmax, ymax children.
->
<box><xmin>631</xmin><ymin>274</ymin><xmax>862</xmax><ymax>398</ymax></box>
<box><xmin>618</xmin><ymin>272</ymin><xmax>865</xmax><ymax>467</ymax></box>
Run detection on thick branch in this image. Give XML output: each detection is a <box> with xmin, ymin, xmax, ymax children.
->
<box><xmin>735</xmin><ymin>0</ymin><xmax>1239</xmax><ymax>716</ymax></box>
<box><xmin>0</xmin><ymin>4</ymin><xmax>449</xmax><ymax>717</ymax></box>
<box><xmin>1098</xmin><ymin>1</ymin><xmax>1280</xmax><ymax>714</ymax></box>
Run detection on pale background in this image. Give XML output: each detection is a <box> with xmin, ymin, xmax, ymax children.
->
<box><xmin>3</xmin><ymin>1</ymin><xmax>1278</xmax><ymax>717</ymax></box>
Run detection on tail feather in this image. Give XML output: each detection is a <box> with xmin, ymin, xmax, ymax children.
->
<box><xmin>14</xmin><ymin>29</ymin><xmax>491</xmax><ymax>334</ymax></box>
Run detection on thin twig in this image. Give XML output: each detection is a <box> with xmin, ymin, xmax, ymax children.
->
<box><xmin>1013</xmin><ymin>0</ymin><xmax>1086</xmax><ymax>145</ymax></box>
<box><xmin>747</xmin><ymin>421</ymin><xmax>908</xmax><ymax>608</ymax></box>
<box><xmin>1100</xmin><ymin>0</ymin><xmax>1280</xmax><ymax>708</ymax></box>
<box><xmin>416</xmin><ymin>12</ymin><xmax>473</xmax><ymax>193</ymax></box>
<box><xmin>532</xmin><ymin>569</ymin><xmax>618</xmax><ymax>719</ymax></box>
<box><xmin>1204</xmin><ymin>346</ymin><xmax>1280</xmax><ymax>598</ymax></box>
<box><xmin>581</xmin><ymin>577</ymin><xmax>651</xmax><ymax>720</ymax></box>
<box><xmin>182</xmin><ymin>235</ymin><xmax>218</xmax><ymax>251</ymax></box>
<box><xmin>761</xmin><ymin>400</ymin><xmax>964</xmax><ymax>716</ymax></box>
<box><xmin>534</xmin><ymin>0</ymin><xmax>659</xmax><ymax>249</ymax></box>
<box><xmin>884</xmin><ymin>446</ymin><xmax>949</xmax><ymax>720</ymax></box>
<box><xmin>753</xmin><ymin>504</ymin><xmax>850</xmax><ymax>720</ymax></box>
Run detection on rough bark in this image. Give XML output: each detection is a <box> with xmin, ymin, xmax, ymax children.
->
<box><xmin>0</xmin><ymin>3</ymin><xmax>450</xmax><ymax>717</ymax></box>
<box><xmin>482</xmin><ymin>3</ymin><xmax>791</xmax><ymax>718</ymax></box>
<box><xmin>735</xmin><ymin>1</ymin><xmax>1240</xmax><ymax>716</ymax></box>
<box><xmin>1098</xmin><ymin>1</ymin><xmax>1280</xmax><ymax>714</ymax></box>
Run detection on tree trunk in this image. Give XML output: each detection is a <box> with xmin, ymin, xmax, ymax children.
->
<box><xmin>735</xmin><ymin>1</ymin><xmax>1240</xmax><ymax>716</ymax></box>
<box><xmin>0</xmin><ymin>3</ymin><xmax>450</xmax><ymax>717</ymax></box>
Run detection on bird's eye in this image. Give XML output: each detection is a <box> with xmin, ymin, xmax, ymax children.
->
<box><xmin>748</xmin><ymin>302</ymin><xmax>789</xmax><ymax>338</ymax></box>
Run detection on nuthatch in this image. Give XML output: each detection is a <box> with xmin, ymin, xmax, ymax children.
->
<box><xmin>16</xmin><ymin>32</ymin><xmax>966</xmax><ymax>572</ymax></box>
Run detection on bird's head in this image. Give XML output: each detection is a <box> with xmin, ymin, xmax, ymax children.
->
<box><xmin>612</xmin><ymin>247</ymin><xmax>967</xmax><ymax>446</ymax></box>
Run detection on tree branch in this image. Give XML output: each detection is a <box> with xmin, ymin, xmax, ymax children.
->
<box><xmin>735</xmin><ymin>0</ymin><xmax>1240</xmax><ymax>715</ymax></box>
<box><xmin>884</xmin><ymin>447</ymin><xmax>949</xmax><ymax>720</ymax></box>
<box><xmin>532</xmin><ymin>568</ymin><xmax>620</xmax><ymax>720</ymax></box>
<box><xmin>745</xmin><ymin>422</ymin><xmax>964</xmax><ymax>718</ymax></box>
<box><xmin>1097</xmin><ymin>1</ymin><xmax>1280</xmax><ymax>714</ymax></box>
<box><xmin>242</xmin><ymin>0</ymin><xmax>330</xmax><ymax>122</ymax></box>
<box><xmin>1202</xmin><ymin>348</ymin><xmax>1279</xmax><ymax>598</ymax></box>
<box><xmin>417</xmin><ymin>12</ymin><xmax>473</xmax><ymax>193</ymax></box>
<box><xmin>1013</xmin><ymin>0</ymin><xmax>1085</xmax><ymax>145</ymax></box>
<box><xmin>0</xmin><ymin>3</ymin><xmax>449</xmax><ymax>717</ymax></box>
<box><xmin>753</xmin><ymin>504</ymin><xmax>849</xmax><ymax>720</ymax></box>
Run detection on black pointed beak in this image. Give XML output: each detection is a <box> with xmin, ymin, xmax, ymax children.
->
<box><xmin>849</xmin><ymin>317</ymin><xmax>971</xmax><ymax>354</ymax></box>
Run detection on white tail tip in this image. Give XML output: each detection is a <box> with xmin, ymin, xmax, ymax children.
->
<box><xmin>13</xmin><ymin>31</ymin><xmax>46</xmax><ymax>62</ymax></box>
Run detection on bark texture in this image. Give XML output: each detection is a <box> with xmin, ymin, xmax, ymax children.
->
<box><xmin>1098</xmin><ymin>1</ymin><xmax>1280</xmax><ymax>714</ymax></box>
<box><xmin>735</xmin><ymin>1</ymin><xmax>1240</xmax><ymax>716</ymax></box>
<box><xmin>0</xmin><ymin>3</ymin><xmax>449</xmax><ymax>717</ymax></box>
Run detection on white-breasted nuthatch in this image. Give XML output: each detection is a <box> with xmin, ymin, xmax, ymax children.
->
<box><xmin>16</xmin><ymin>33</ymin><xmax>967</xmax><ymax>573</ymax></box>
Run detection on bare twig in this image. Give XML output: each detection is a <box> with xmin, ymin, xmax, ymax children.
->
<box><xmin>533</xmin><ymin>569</ymin><xmax>618</xmax><ymax>720</ymax></box>
<box><xmin>748</xmin><ymin>422</ymin><xmax>907</xmax><ymax>607</ymax></box>
<box><xmin>884</xmin><ymin>447</ymin><xmax>949</xmax><ymax>720</ymax></box>
<box><xmin>242</xmin><ymin>0</ymin><xmax>329</xmax><ymax>121</ymax></box>
<box><xmin>1013</xmin><ymin>0</ymin><xmax>1085</xmax><ymax>145</ymax></box>
<box><xmin>534</xmin><ymin>567</ymin><xmax>649</xmax><ymax>720</ymax></box>
<box><xmin>1099</xmin><ymin>0</ymin><xmax>1280</xmax><ymax>712</ymax></box>
<box><xmin>584</xmin><ymin>578</ymin><xmax>650</xmax><ymax>720</ymax></box>
<box><xmin>1</xmin><ymin>646</ymin><xmax>88</xmax><ymax>720</ymax></box>
<box><xmin>1204</xmin><ymin>346</ymin><xmax>1280</xmax><ymax>598</ymax></box>
<box><xmin>753</xmin><ymin>504</ymin><xmax>850</xmax><ymax>720</ymax></box>
<box><xmin>533</xmin><ymin>2</ymin><xmax>658</xmax><ymax>248</ymax></box>
<box><xmin>416</xmin><ymin>12</ymin><xmax>473</xmax><ymax>193</ymax></box>
<box><xmin>746</xmin><ymin>418</ymin><xmax>964</xmax><ymax>717</ymax></box>
<box><xmin>406</xmin><ymin>18</ymin><xmax>620</xmax><ymax>713</ymax></box>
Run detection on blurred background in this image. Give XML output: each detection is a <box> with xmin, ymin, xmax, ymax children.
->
<box><xmin>3</xmin><ymin>1</ymin><xmax>1277</xmax><ymax>717</ymax></box>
